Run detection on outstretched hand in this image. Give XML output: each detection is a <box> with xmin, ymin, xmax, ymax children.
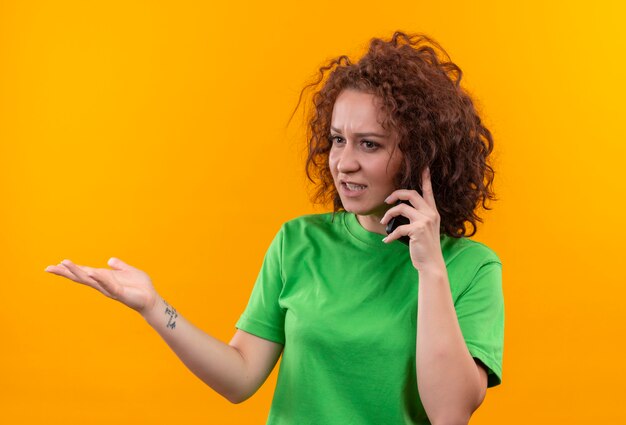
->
<box><xmin>45</xmin><ymin>257</ymin><xmax>158</xmax><ymax>315</ymax></box>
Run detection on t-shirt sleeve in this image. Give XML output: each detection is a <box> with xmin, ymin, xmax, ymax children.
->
<box><xmin>235</xmin><ymin>226</ymin><xmax>286</xmax><ymax>345</ymax></box>
<box><xmin>455</xmin><ymin>260</ymin><xmax>504</xmax><ymax>387</ymax></box>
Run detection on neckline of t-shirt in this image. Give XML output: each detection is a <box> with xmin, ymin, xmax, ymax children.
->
<box><xmin>341</xmin><ymin>210</ymin><xmax>452</xmax><ymax>250</ymax></box>
<box><xmin>342</xmin><ymin>211</ymin><xmax>408</xmax><ymax>250</ymax></box>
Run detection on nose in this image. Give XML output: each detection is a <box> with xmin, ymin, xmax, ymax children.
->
<box><xmin>337</xmin><ymin>143</ymin><xmax>360</xmax><ymax>174</ymax></box>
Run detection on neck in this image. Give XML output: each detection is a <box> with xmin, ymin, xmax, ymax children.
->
<box><xmin>356</xmin><ymin>213</ymin><xmax>388</xmax><ymax>236</ymax></box>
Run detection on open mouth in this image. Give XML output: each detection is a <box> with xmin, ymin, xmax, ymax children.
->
<box><xmin>342</xmin><ymin>182</ymin><xmax>367</xmax><ymax>192</ymax></box>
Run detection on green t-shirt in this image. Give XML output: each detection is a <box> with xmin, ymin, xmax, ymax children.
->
<box><xmin>236</xmin><ymin>212</ymin><xmax>504</xmax><ymax>425</ymax></box>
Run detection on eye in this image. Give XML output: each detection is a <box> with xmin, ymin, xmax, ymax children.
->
<box><xmin>328</xmin><ymin>135</ymin><xmax>344</xmax><ymax>145</ymax></box>
<box><xmin>361</xmin><ymin>140</ymin><xmax>379</xmax><ymax>150</ymax></box>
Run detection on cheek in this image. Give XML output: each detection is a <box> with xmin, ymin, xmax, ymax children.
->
<box><xmin>388</xmin><ymin>155</ymin><xmax>404</xmax><ymax>179</ymax></box>
<box><xmin>380</xmin><ymin>160</ymin><xmax>402</xmax><ymax>188</ymax></box>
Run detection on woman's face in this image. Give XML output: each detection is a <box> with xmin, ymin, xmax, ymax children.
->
<box><xmin>329</xmin><ymin>89</ymin><xmax>403</xmax><ymax>218</ymax></box>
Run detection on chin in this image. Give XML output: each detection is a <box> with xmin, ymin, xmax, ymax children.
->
<box><xmin>340</xmin><ymin>200</ymin><xmax>385</xmax><ymax>216</ymax></box>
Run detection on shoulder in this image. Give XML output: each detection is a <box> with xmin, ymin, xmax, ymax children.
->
<box><xmin>280</xmin><ymin>212</ymin><xmax>340</xmax><ymax>236</ymax></box>
<box><xmin>282</xmin><ymin>212</ymin><xmax>336</xmax><ymax>227</ymax></box>
<box><xmin>273</xmin><ymin>212</ymin><xmax>348</xmax><ymax>253</ymax></box>
<box><xmin>441</xmin><ymin>236</ymin><xmax>502</xmax><ymax>291</ymax></box>
<box><xmin>441</xmin><ymin>235</ymin><xmax>501</xmax><ymax>267</ymax></box>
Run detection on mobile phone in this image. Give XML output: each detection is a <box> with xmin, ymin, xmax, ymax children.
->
<box><xmin>385</xmin><ymin>200</ymin><xmax>411</xmax><ymax>246</ymax></box>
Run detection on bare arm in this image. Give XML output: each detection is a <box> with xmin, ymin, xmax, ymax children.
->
<box><xmin>45</xmin><ymin>257</ymin><xmax>282</xmax><ymax>403</ymax></box>
<box><xmin>381</xmin><ymin>168</ymin><xmax>489</xmax><ymax>425</ymax></box>
<box><xmin>143</xmin><ymin>297</ymin><xmax>283</xmax><ymax>403</ymax></box>
<box><xmin>416</xmin><ymin>265</ymin><xmax>487</xmax><ymax>425</ymax></box>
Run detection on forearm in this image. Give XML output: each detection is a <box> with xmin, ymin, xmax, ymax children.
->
<box><xmin>416</xmin><ymin>266</ymin><xmax>484</xmax><ymax>425</ymax></box>
<box><xmin>142</xmin><ymin>296</ymin><xmax>248</xmax><ymax>403</ymax></box>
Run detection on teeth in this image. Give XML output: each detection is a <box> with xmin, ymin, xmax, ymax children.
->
<box><xmin>346</xmin><ymin>183</ymin><xmax>366</xmax><ymax>191</ymax></box>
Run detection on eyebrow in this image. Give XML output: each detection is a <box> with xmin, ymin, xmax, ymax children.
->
<box><xmin>330</xmin><ymin>127</ymin><xmax>387</xmax><ymax>138</ymax></box>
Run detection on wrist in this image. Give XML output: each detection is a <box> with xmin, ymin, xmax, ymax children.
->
<box><xmin>417</xmin><ymin>260</ymin><xmax>447</xmax><ymax>280</ymax></box>
<box><xmin>141</xmin><ymin>294</ymin><xmax>165</xmax><ymax>326</ymax></box>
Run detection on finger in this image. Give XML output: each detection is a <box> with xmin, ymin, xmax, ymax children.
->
<box><xmin>107</xmin><ymin>257</ymin><xmax>130</xmax><ymax>271</ymax></box>
<box><xmin>73</xmin><ymin>263</ymin><xmax>120</xmax><ymax>297</ymax></box>
<box><xmin>382</xmin><ymin>223</ymin><xmax>412</xmax><ymax>244</ymax></box>
<box><xmin>380</xmin><ymin>202</ymin><xmax>423</xmax><ymax>226</ymax></box>
<box><xmin>384</xmin><ymin>189</ymin><xmax>429</xmax><ymax>212</ymax></box>
<box><xmin>421</xmin><ymin>166</ymin><xmax>437</xmax><ymax>208</ymax></box>
<box><xmin>45</xmin><ymin>262</ymin><xmax>107</xmax><ymax>293</ymax></box>
<box><xmin>45</xmin><ymin>262</ymin><xmax>117</xmax><ymax>298</ymax></box>
<box><xmin>88</xmin><ymin>270</ymin><xmax>122</xmax><ymax>300</ymax></box>
<box><xmin>56</xmin><ymin>260</ymin><xmax>105</xmax><ymax>292</ymax></box>
<box><xmin>46</xmin><ymin>262</ymin><xmax>82</xmax><ymax>282</ymax></box>
<box><xmin>61</xmin><ymin>259</ymin><xmax>96</xmax><ymax>284</ymax></box>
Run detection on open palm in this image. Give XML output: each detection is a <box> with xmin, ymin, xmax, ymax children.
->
<box><xmin>45</xmin><ymin>257</ymin><xmax>157</xmax><ymax>314</ymax></box>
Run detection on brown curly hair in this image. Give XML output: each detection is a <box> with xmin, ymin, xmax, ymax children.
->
<box><xmin>293</xmin><ymin>31</ymin><xmax>497</xmax><ymax>238</ymax></box>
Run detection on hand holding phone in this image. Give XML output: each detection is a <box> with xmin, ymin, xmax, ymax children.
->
<box><xmin>385</xmin><ymin>200</ymin><xmax>412</xmax><ymax>246</ymax></box>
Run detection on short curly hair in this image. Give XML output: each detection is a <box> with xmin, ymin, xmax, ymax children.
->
<box><xmin>294</xmin><ymin>31</ymin><xmax>497</xmax><ymax>238</ymax></box>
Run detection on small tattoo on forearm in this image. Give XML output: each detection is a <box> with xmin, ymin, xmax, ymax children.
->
<box><xmin>163</xmin><ymin>300</ymin><xmax>178</xmax><ymax>330</ymax></box>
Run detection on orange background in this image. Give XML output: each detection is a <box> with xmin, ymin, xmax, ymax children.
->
<box><xmin>1</xmin><ymin>1</ymin><xmax>624</xmax><ymax>424</ymax></box>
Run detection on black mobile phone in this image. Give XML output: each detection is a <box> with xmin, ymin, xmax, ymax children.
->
<box><xmin>385</xmin><ymin>200</ymin><xmax>411</xmax><ymax>246</ymax></box>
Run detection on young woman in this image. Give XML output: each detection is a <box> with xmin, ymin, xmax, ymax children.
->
<box><xmin>45</xmin><ymin>32</ymin><xmax>504</xmax><ymax>425</ymax></box>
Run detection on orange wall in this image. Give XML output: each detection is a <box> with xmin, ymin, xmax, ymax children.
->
<box><xmin>1</xmin><ymin>1</ymin><xmax>624</xmax><ymax>424</ymax></box>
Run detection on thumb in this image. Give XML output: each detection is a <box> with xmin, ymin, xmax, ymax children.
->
<box><xmin>108</xmin><ymin>257</ymin><xmax>130</xmax><ymax>270</ymax></box>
